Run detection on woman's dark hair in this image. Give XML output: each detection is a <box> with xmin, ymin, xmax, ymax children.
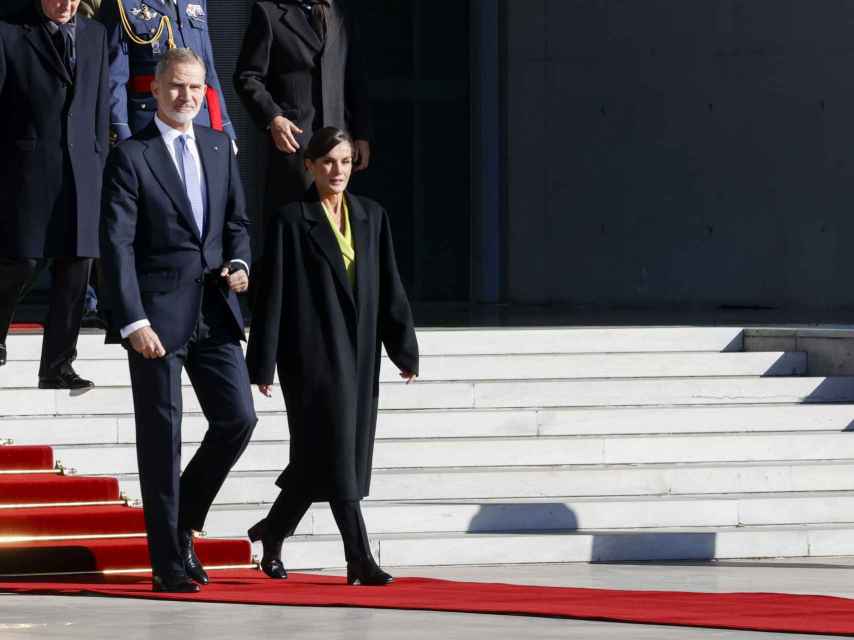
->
<box><xmin>304</xmin><ymin>127</ymin><xmax>354</xmax><ymax>161</ymax></box>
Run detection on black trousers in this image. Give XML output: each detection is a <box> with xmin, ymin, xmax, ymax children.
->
<box><xmin>0</xmin><ymin>257</ymin><xmax>92</xmax><ymax>377</ymax></box>
<box><xmin>265</xmin><ymin>489</ymin><xmax>374</xmax><ymax>566</ymax></box>
<box><xmin>128</xmin><ymin>286</ymin><xmax>257</xmax><ymax>578</ymax></box>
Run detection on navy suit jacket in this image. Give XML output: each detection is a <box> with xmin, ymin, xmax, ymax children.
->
<box><xmin>100</xmin><ymin>120</ymin><xmax>251</xmax><ymax>351</ymax></box>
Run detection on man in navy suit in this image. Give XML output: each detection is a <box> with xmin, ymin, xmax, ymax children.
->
<box><xmin>100</xmin><ymin>47</ymin><xmax>256</xmax><ymax>593</ymax></box>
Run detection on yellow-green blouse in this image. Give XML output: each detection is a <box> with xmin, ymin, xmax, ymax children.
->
<box><xmin>322</xmin><ymin>197</ymin><xmax>356</xmax><ymax>286</ymax></box>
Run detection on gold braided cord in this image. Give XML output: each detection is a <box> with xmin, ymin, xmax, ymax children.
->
<box><xmin>115</xmin><ymin>0</ymin><xmax>176</xmax><ymax>49</ymax></box>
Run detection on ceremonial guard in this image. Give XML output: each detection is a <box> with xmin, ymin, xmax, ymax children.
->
<box><xmin>99</xmin><ymin>0</ymin><xmax>235</xmax><ymax>143</ymax></box>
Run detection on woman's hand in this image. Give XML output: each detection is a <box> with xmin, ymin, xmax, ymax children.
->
<box><xmin>399</xmin><ymin>371</ymin><xmax>417</xmax><ymax>384</ymax></box>
<box><xmin>258</xmin><ymin>384</ymin><xmax>273</xmax><ymax>397</ymax></box>
<box><xmin>270</xmin><ymin>115</ymin><xmax>303</xmax><ymax>153</ymax></box>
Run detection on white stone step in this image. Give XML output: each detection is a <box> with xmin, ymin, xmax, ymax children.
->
<box><xmin>3</xmin><ymin>327</ymin><xmax>745</xmax><ymax>362</ymax></box>
<box><xmin>118</xmin><ymin>459</ymin><xmax>854</xmax><ymax>505</ymax></box>
<box><xmin>5</xmin><ymin>403</ymin><xmax>854</xmax><ymax>447</ymax></box>
<box><xmin>3</xmin><ymin>376</ymin><xmax>854</xmax><ymax>418</ymax></box>
<box><xmin>237</xmin><ymin>524</ymin><xmax>854</xmax><ymax>569</ymax></box>
<box><xmin>59</xmin><ymin>431</ymin><xmax>854</xmax><ymax>476</ymax></box>
<box><xmin>0</xmin><ymin>351</ymin><xmax>807</xmax><ymax>388</ymax></box>
<box><xmin>413</xmin><ymin>327</ymin><xmax>744</xmax><ymax>355</ymax></box>
<box><xmin>205</xmin><ymin>492</ymin><xmax>854</xmax><ymax>539</ymax></box>
<box><xmin>472</xmin><ymin>376</ymin><xmax>854</xmax><ymax>408</ymax></box>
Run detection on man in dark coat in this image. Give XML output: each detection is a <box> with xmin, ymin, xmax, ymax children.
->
<box><xmin>100</xmin><ymin>47</ymin><xmax>256</xmax><ymax>593</ymax></box>
<box><xmin>233</xmin><ymin>0</ymin><xmax>372</xmax><ymax>212</ymax></box>
<box><xmin>0</xmin><ymin>0</ymin><xmax>109</xmax><ymax>386</ymax></box>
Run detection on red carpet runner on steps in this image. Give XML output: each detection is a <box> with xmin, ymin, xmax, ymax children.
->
<box><xmin>4</xmin><ymin>444</ymin><xmax>854</xmax><ymax>635</ymax></box>
<box><xmin>0</xmin><ymin>444</ymin><xmax>252</xmax><ymax>575</ymax></box>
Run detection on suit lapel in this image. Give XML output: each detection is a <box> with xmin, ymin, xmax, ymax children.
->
<box><xmin>194</xmin><ymin>128</ymin><xmax>225</xmax><ymax>241</ymax></box>
<box><xmin>347</xmin><ymin>193</ymin><xmax>369</xmax><ymax>313</ymax></box>
<box><xmin>22</xmin><ymin>20</ymin><xmax>71</xmax><ymax>84</ymax></box>
<box><xmin>303</xmin><ymin>197</ymin><xmax>356</xmax><ymax>311</ymax></box>
<box><xmin>278</xmin><ymin>3</ymin><xmax>323</xmax><ymax>52</ymax></box>
<box><xmin>140</xmin><ymin>124</ymin><xmax>201</xmax><ymax>241</ymax></box>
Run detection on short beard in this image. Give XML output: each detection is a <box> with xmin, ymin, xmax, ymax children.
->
<box><xmin>162</xmin><ymin>106</ymin><xmax>199</xmax><ymax>125</ymax></box>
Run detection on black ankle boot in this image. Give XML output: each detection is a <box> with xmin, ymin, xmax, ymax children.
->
<box><xmin>248</xmin><ymin>519</ymin><xmax>287</xmax><ymax>579</ymax></box>
<box><xmin>346</xmin><ymin>559</ymin><xmax>393</xmax><ymax>586</ymax></box>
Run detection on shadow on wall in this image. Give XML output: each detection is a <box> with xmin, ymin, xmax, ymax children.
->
<box><xmin>466</xmin><ymin>503</ymin><xmax>718</xmax><ymax>563</ymax></box>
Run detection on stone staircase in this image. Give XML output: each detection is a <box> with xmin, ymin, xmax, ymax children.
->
<box><xmin>4</xmin><ymin>327</ymin><xmax>854</xmax><ymax>569</ymax></box>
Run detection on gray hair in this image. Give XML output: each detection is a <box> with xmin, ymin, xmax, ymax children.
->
<box><xmin>154</xmin><ymin>47</ymin><xmax>206</xmax><ymax>80</ymax></box>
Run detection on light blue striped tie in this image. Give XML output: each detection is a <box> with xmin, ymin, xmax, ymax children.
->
<box><xmin>176</xmin><ymin>135</ymin><xmax>205</xmax><ymax>236</ymax></box>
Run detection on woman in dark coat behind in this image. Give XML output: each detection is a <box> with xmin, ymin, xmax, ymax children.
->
<box><xmin>245</xmin><ymin>127</ymin><xmax>418</xmax><ymax>585</ymax></box>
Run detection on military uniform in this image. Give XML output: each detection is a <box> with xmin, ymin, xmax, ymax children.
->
<box><xmin>99</xmin><ymin>0</ymin><xmax>235</xmax><ymax>141</ymax></box>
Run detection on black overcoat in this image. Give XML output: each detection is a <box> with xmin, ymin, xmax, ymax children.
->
<box><xmin>233</xmin><ymin>0</ymin><xmax>371</xmax><ymax>210</ymax></box>
<box><xmin>245</xmin><ymin>189</ymin><xmax>418</xmax><ymax>501</ymax></box>
<box><xmin>0</xmin><ymin>7</ymin><xmax>109</xmax><ymax>258</ymax></box>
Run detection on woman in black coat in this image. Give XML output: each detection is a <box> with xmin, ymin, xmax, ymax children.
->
<box><xmin>245</xmin><ymin>127</ymin><xmax>418</xmax><ymax>586</ymax></box>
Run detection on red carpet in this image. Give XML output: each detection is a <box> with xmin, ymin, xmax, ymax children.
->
<box><xmin>0</xmin><ymin>443</ymin><xmax>253</xmax><ymax>575</ymax></box>
<box><xmin>0</xmin><ymin>474</ymin><xmax>120</xmax><ymax>504</ymax></box>
<box><xmin>2</xmin><ymin>570</ymin><xmax>854</xmax><ymax>636</ymax></box>
<box><xmin>0</xmin><ymin>446</ymin><xmax>53</xmax><ymax>470</ymax></box>
<box><xmin>0</xmin><ymin>538</ymin><xmax>251</xmax><ymax>575</ymax></box>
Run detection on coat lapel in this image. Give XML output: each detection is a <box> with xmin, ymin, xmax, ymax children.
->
<box><xmin>303</xmin><ymin>196</ymin><xmax>356</xmax><ymax>312</ymax></box>
<box><xmin>346</xmin><ymin>193</ymin><xmax>369</xmax><ymax>312</ymax></box>
<box><xmin>140</xmin><ymin>124</ymin><xmax>201</xmax><ymax>241</ymax></box>
<box><xmin>22</xmin><ymin>20</ymin><xmax>71</xmax><ymax>84</ymax></box>
<box><xmin>278</xmin><ymin>3</ymin><xmax>323</xmax><ymax>52</ymax></box>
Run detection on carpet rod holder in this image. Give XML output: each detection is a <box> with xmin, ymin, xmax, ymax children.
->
<box><xmin>54</xmin><ymin>461</ymin><xmax>76</xmax><ymax>476</ymax></box>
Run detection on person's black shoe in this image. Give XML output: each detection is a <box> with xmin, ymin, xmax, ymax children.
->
<box><xmin>0</xmin><ymin>343</ymin><xmax>6</xmax><ymax>367</ymax></box>
<box><xmin>80</xmin><ymin>309</ymin><xmax>108</xmax><ymax>330</ymax></box>
<box><xmin>179</xmin><ymin>529</ymin><xmax>209</xmax><ymax>585</ymax></box>
<box><xmin>248</xmin><ymin>519</ymin><xmax>287</xmax><ymax>579</ymax></box>
<box><xmin>152</xmin><ymin>573</ymin><xmax>201</xmax><ymax>593</ymax></box>
<box><xmin>347</xmin><ymin>560</ymin><xmax>394</xmax><ymax>586</ymax></box>
<box><xmin>38</xmin><ymin>367</ymin><xmax>94</xmax><ymax>390</ymax></box>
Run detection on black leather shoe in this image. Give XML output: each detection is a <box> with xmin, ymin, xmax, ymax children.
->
<box><xmin>0</xmin><ymin>343</ymin><xmax>6</xmax><ymax>367</ymax></box>
<box><xmin>248</xmin><ymin>520</ymin><xmax>287</xmax><ymax>579</ymax></box>
<box><xmin>152</xmin><ymin>574</ymin><xmax>200</xmax><ymax>593</ymax></box>
<box><xmin>179</xmin><ymin>529</ymin><xmax>209</xmax><ymax>585</ymax></box>
<box><xmin>38</xmin><ymin>367</ymin><xmax>94</xmax><ymax>390</ymax></box>
<box><xmin>80</xmin><ymin>309</ymin><xmax>108</xmax><ymax>330</ymax></box>
<box><xmin>347</xmin><ymin>560</ymin><xmax>394</xmax><ymax>586</ymax></box>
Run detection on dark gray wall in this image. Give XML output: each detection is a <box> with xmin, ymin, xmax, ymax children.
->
<box><xmin>503</xmin><ymin>0</ymin><xmax>854</xmax><ymax>309</ymax></box>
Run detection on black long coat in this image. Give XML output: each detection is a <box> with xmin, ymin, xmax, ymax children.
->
<box><xmin>245</xmin><ymin>190</ymin><xmax>418</xmax><ymax>501</ymax></box>
<box><xmin>0</xmin><ymin>7</ymin><xmax>109</xmax><ymax>258</ymax></box>
<box><xmin>233</xmin><ymin>0</ymin><xmax>371</xmax><ymax>210</ymax></box>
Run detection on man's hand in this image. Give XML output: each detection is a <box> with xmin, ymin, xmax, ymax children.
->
<box><xmin>129</xmin><ymin>326</ymin><xmax>166</xmax><ymax>359</ymax></box>
<box><xmin>258</xmin><ymin>384</ymin><xmax>273</xmax><ymax>397</ymax></box>
<box><xmin>353</xmin><ymin>139</ymin><xmax>371</xmax><ymax>172</ymax></box>
<box><xmin>221</xmin><ymin>265</ymin><xmax>249</xmax><ymax>293</ymax></box>
<box><xmin>270</xmin><ymin>115</ymin><xmax>303</xmax><ymax>154</ymax></box>
<box><xmin>399</xmin><ymin>370</ymin><xmax>417</xmax><ymax>384</ymax></box>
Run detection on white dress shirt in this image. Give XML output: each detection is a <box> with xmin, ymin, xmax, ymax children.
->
<box><xmin>120</xmin><ymin>115</ymin><xmax>247</xmax><ymax>339</ymax></box>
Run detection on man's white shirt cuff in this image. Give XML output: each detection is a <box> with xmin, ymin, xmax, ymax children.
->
<box><xmin>229</xmin><ymin>259</ymin><xmax>249</xmax><ymax>273</ymax></box>
<box><xmin>121</xmin><ymin>319</ymin><xmax>151</xmax><ymax>339</ymax></box>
